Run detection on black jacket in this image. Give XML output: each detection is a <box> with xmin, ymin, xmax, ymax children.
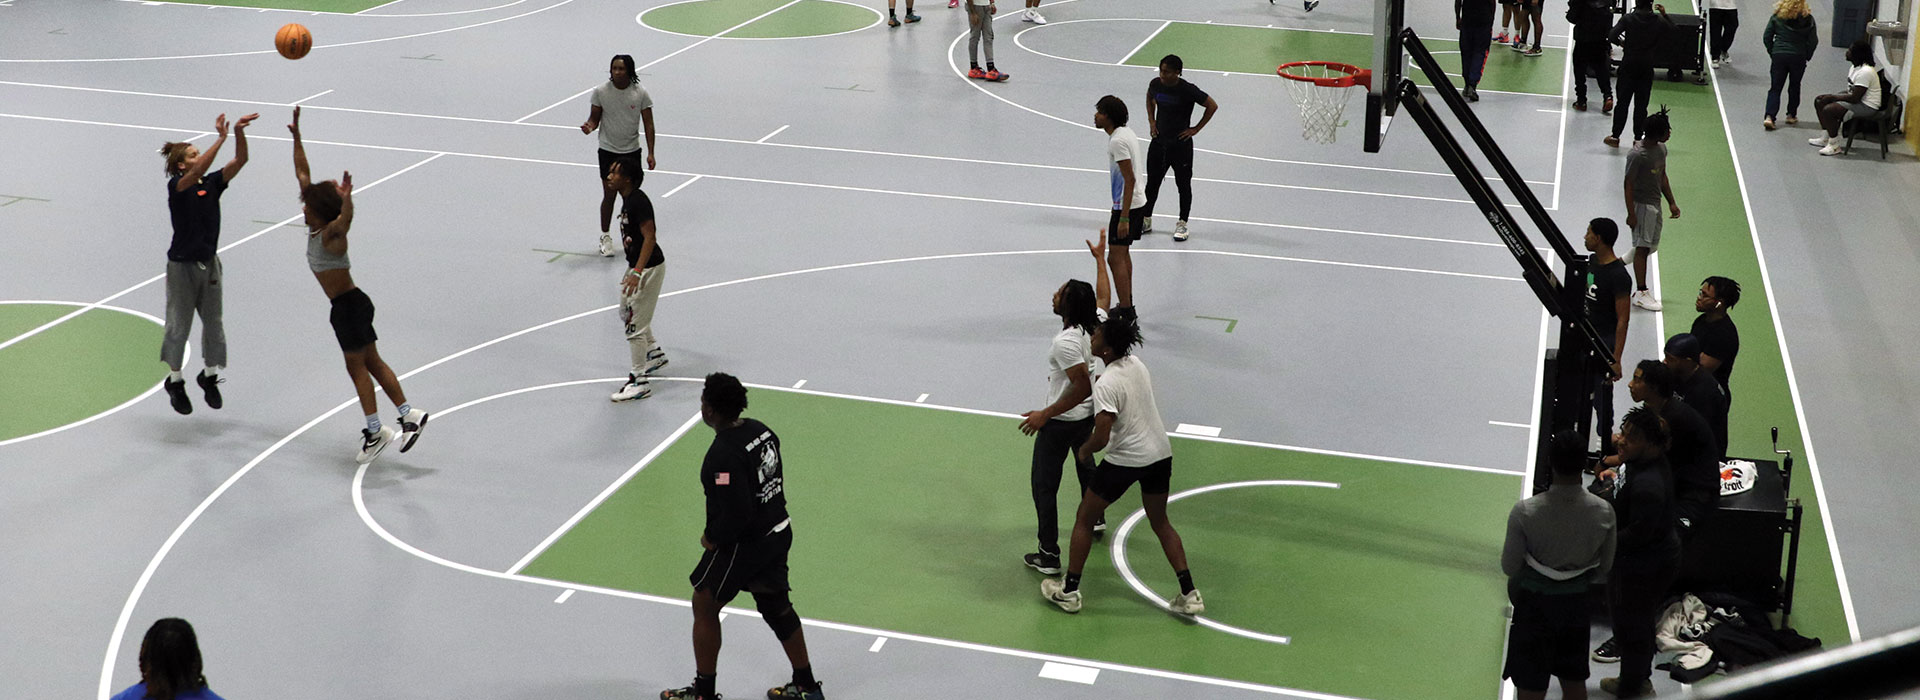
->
<box><xmin>1611</xmin><ymin>8</ymin><xmax>1676</xmax><ymax>65</ymax></box>
<box><xmin>1614</xmin><ymin>454</ymin><xmax>1681</xmax><ymax>565</ymax></box>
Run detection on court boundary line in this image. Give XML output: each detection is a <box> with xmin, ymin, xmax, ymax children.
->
<box><xmin>0</xmin><ymin>110</ymin><xmax>1545</xmax><ymax>258</ymax></box>
<box><xmin>635</xmin><ymin>0</ymin><xmax>883</xmax><ymax>42</ymax></box>
<box><xmin>506</xmin><ymin>407</ymin><xmax>704</xmax><ymax>574</ymax></box>
<box><xmin>0</xmin><ymin>301</ymin><xmax>174</xmax><ymax>448</ymax></box>
<box><xmin>1116</xmin><ymin>19</ymin><xmax>1172</xmax><ymax>66</ymax></box>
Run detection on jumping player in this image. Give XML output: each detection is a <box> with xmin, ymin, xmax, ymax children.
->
<box><xmin>289</xmin><ymin>107</ymin><xmax>430</xmax><ymax>464</ymax></box>
<box><xmin>156</xmin><ymin>112</ymin><xmax>257</xmax><ymax>414</ymax></box>
<box><xmin>661</xmin><ymin>373</ymin><xmax>825</xmax><ymax>700</ymax></box>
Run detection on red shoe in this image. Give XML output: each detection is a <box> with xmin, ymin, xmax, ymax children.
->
<box><xmin>967</xmin><ymin>67</ymin><xmax>986</xmax><ymax>79</ymax></box>
<box><xmin>948</xmin><ymin>0</ymin><xmax>958</xmax><ymax>6</ymax></box>
<box><xmin>984</xmin><ymin>69</ymin><xmax>1009</xmax><ymax>81</ymax></box>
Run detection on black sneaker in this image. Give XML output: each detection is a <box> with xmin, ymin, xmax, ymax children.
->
<box><xmin>196</xmin><ymin>371</ymin><xmax>224</xmax><ymax>410</ymax></box>
<box><xmin>163</xmin><ymin>377</ymin><xmax>193</xmax><ymax>415</ymax></box>
<box><xmin>660</xmin><ymin>685</ymin><xmax>721</xmax><ymax>700</ymax></box>
<box><xmin>1024</xmin><ymin>551</ymin><xmax>1062</xmax><ymax>575</ymax></box>
<box><xmin>1093</xmin><ymin>517</ymin><xmax>1108</xmax><ymax>534</ymax></box>
<box><xmin>1592</xmin><ymin>636</ymin><xmax>1621</xmax><ymax>663</ymax></box>
<box><xmin>766</xmin><ymin>681</ymin><xmax>824</xmax><ymax>699</ymax></box>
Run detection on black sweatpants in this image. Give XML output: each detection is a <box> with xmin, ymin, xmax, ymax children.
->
<box><xmin>1612</xmin><ymin>64</ymin><xmax>1656</xmax><ymax>140</ymax></box>
<box><xmin>1707</xmin><ymin>8</ymin><xmax>1738</xmax><ymax>60</ymax></box>
<box><xmin>1609</xmin><ymin>555</ymin><xmax>1681</xmax><ymax>691</ymax></box>
<box><xmin>1031</xmin><ymin>417</ymin><xmax>1094</xmax><ymax>555</ymax></box>
<box><xmin>1573</xmin><ymin>39</ymin><xmax>1613</xmax><ymax>103</ymax></box>
<box><xmin>1143</xmin><ymin>137</ymin><xmax>1195</xmax><ymax>222</ymax></box>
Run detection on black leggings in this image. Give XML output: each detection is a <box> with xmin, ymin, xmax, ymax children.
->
<box><xmin>1031</xmin><ymin>417</ymin><xmax>1094</xmax><ymax>555</ymax></box>
<box><xmin>1572</xmin><ymin>39</ymin><xmax>1613</xmax><ymax>102</ymax></box>
<box><xmin>1143</xmin><ymin>137</ymin><xmax>1195</xmax><ymax>222</ymax></box>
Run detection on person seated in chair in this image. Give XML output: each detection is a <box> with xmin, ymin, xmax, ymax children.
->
<box><xmin>1808</xmin><ymin>38</ymin><xmax>1883</xmax><ymax>156</ymax></box>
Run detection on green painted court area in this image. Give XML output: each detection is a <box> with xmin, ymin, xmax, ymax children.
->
<box><xmin>0</xmin><ymin>304</ymin><xmax>166</xmax><ymax>442</ymax></box>
<box><xmin>1124</xmin><ymin>22</ymin><xmax>1566</xmax><ymax>97</ymax></box>
<box><xmin>523</xmin><ymin>390</ymin><xmax>1521</xmax><ymax>700</ymax></box>
<box><xmin>146</xmin><ymin>0</ymin><xmax>395</xmax><ymax>12</ymax></box>
<box><xmin>642</xmin><ymin>0</ymin><xmax>876</xmax><ymax>39</ymax></box>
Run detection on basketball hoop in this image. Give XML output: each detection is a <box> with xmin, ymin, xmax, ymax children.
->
<box><xmin>1276</xmin><ymin>61</ymin><xmax>1372</xmax><ymax>144</ymax></box>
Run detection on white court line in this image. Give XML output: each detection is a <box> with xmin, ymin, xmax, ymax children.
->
<box><xmin>636</xmin><ymin>0</ymin><xmax>882</xmax><ymax>42</ymax></box>
<box><xmin>869</xmin><ymin>637</ymin><xmax>887</xmax><ymax>652</ymax></box>
<box><xmin>0</xmin><ymin>301</ymin><xmax>174</xmax><ymax>449</ymax></box>
<box><xmin>1551</xmin><ymin>39</ymin><xmax>1573</xmax><ymax>210</ymax></box>
<box><xmin>1699</xmin><ymin>31</ymin><xmax>1858</xmax><ymax>640</ymax></box>
<box><xmin>0</xmin><ymin>154</ymin><xmax>438</xmax><ymax>354</ymax></box>
<box><xmin>756</xmin><ymin>124</ymin><xmax>789</xmax><ymax>143</ymax></box>
<box><xmin>505</xmin><ymin>409</ymin><xmax>706</xmax><ymax>574</ymax></box>
<box><xmin>291</xmin><ymin>89</ymin><xmax>333</xmax><ymax>106</ymax></box>
<box><xmin>792</xmin><ymin>379</ymin><xmax>807</xmax><ymax>389</ymax></box>
<box><xmin>554</xmin><ymin>589</ymin><xmax>574</xmax><ymax>603</ymax></box>
<box><xmin>355</xmin><ymin>0</ymin><xmax>406</xmax><ymax>12</ymax></box>
<box><xmin>1116</xmin><ymin>20</ymin><xmax>1172</xmax><ymax>66</ymax></box>
<box><xmin>5</xmin><ymin>0</ymin><xmax>580</xmax><ymax>63</ymax></box>
<box><xmin>659</xmin><ymin>175</ymin><xmax>702</xmax><ymax>198</ymax></box>
<box><xmin>1039</xmin><ymin>661</ymin><xmax>1101</xmax><ymax>684</ymax></box>
<box><xmin>0</xmin><ymin>110</ymin><xmax>1538</xmax><ymax>256</ymax></box>
<box><xmin>512</xmin><ymin>0</ymin><xmax>803</xmax><ymax>123</ymax></box>
<box><xmin>1174</xmin><ymin>423</ymin><xmax>1222</xmax><ymax>437</ymax></box>
<box><xmin>915</xmin><ymin>393</ymin><xmax>929</xmax><ymax>403</ymax></box>
<box><xmin>1488</xmin><ymin>420</ymin><xmax>1531</xmax><ymax>429</ymax></box>
<box><xmin>1538</xmin><ymin>108</ymin><xmax>1563</xmax><ymax>114</ymax></box>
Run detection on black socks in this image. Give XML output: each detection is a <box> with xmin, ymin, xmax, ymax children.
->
<box><xmin>1177</xmin><ymin>569</ymin><xmax>1195</xmax><ymax>595</ymax></box>
<box><xmin>793</xmin><ymin>666</ymin><xmax>818</xmax><ymax>690</ymax></box>
<box><xmin>1063</xmin><ymin>572</ymin><xmax>1083</xmax><ymax>593</ymax></box>
<box><xmin>694</xmin><ymin>673</ymin><xmax>717</xmax><ymax>697</ymax></box>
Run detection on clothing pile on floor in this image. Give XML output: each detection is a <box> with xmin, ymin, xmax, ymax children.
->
<box><xmin>1653</xmin><ymin>592</ymin><xmax>1822</xmax><ymax>682</ymax></box>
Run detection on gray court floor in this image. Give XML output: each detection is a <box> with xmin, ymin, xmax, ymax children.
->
<box><xmin>1</xmin><ymin>0</ymin><xmax>1916</xmax><ymax>698</ymax></box>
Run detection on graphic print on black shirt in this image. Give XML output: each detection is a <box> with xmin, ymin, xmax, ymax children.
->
<box><xmin>619</xmin><ymin>189</ymin><xmax>665</xmax><ymax>270</ymax></box>
<box><xmin>700</xmin><ymin>419</ymin><xmax>790</xmax><ymax>547</ymax></box>
<box><xmin>1586</xmin><ymin>259</ymin><xmax>1632</xmax><ymax>340</ymax></box>
<box><xmin>166</xmin><ymin>170</ymin><xmax>229</xmax><ymax>262</ymax></box>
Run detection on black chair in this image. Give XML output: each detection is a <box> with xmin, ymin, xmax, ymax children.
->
<box><xmin>1843</xmin><ymin>91</ymin><xmax>1904</xmax><ymax>160</ymax></box>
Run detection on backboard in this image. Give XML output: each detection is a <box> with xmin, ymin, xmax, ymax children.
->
<box><xmin>1365</xmin><ymin>0</ymin><xmax>1405</xmax><ymax>153</ymax></box>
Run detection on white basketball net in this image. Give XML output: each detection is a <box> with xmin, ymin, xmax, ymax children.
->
<box><xmin>1280</xmin><ymin>65</ymin><xmax>1361</xmax><ymax>144</ymax></box>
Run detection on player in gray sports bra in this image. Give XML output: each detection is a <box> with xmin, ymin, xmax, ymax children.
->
<box><xmin>290</xmin><ymin>106</ymin><xmax>430</xmax><ymax>465</ymax></box>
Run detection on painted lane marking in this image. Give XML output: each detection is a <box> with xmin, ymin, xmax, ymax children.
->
<box><xmin>554</xmin><ymin>589</ymin><xmax>575</xmax><ymax>604</ymax></box>
<box><xmin>792</xmin><ymin>379</ymin><xmax>807</xmax><ymax>389</ymax></box>
<box><xmin>757</xmin><ymin>124</ymin><xmax>790</xmax><ymax>143</ymax></box>
<box><xmin>915</xmin><ymin>393</ymin><xmax>929</xmax><ymax>403</ymax></box>
<box><xmin>1039</xmin><ymin>661</ymin><xmax>1100</xmax><ymax>684</ymax></box>
<box><xmin>1488</xmin><ymin>421</ymin><xmax>1531</xmax><ymax>429</ymax></box>
<box><xmin>869</xmin><ymin>637</ymin><xmax>887</xmax><ymax>652</ymax></box>
<box><xmin>1174</xmin><ymin>424</ymin><xmax>1222</xmax><ymax>437</ymax></box>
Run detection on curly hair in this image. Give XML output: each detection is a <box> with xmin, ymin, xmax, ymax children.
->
<box><xmin>1773</xmin><ymin>0</ymin><xmax>1810</xmax><ymax>19</ymax></box>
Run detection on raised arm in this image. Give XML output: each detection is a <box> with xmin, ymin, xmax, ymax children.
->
<box><xmin>176</xmin><ymin>114</ymin><xmax>228</xmax><ymax>192</ymax></box>
<box><xmin>288</xmin><ymin>107</ymin><xmax>312</xmax><ymax>191</ymax></box>
<box><xmin>220</xmin><ymin>113</ymin><xmax>259</xmax><ymax>182</ymax></box>
<box><xmin>326</xmin><ymin>171</ymin><xmax>354</xmax><ymax>240</ymax></box>
<box><xmin>1087</xmin><ymin>236</ymin><xmax>1111</xmax><ymax>312</ymax></box>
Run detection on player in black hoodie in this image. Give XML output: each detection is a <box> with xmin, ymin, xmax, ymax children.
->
<box><xmin>1568</xmin><ymin>0</ymin><xmax>1615</xmax><ymax>112</ymax></box>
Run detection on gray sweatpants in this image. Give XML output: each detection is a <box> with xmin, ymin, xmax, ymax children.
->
<box><xmin>160</xmin><ymin>256</ymin><xmax>226</xmax><ymax>370</ymax></box>
<box><xmin>968</xmin><ymin>3</ymin><xmax>995</xmax><ymax>65</ymax></box>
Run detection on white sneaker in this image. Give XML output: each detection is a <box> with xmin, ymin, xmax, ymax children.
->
<box><xmin>644</xmin><ymin>351</ymin><xmax>669</xmax><ymax>374</ymax></box>
<box><xmin>599</xmin><ymin>233</ymin><xmax>617</xmax><ymax>257</ymax></box>
<box><xmin>1631</xmin><ymin>289</ymin><xmax>1663</xmax><ymax>311</ymax></box>
<box><xmin>1040</xmin><ymin>578</ymin><xmax>1083</xmax><ymax>613</ymax></box>
<box><xmin>1172</xmin><ymin>220</ymin><xmax>1190</xmax><ymax>242</ymax></box>
<box><xmin>611</xmin><ymin>375</ymin><xmax>651</xmax><ymax>402</ymax></box>
<box><xmin>1819</xmin><ymin>143</ymin><xmax>1845</xmax><ymax>156</ymax></box>
<box><xmin>356</xmin><ymin>426</ymin><xmax>399</xmax><ymax>465</ymax></box>
<box><xmin>1029</xmin><ymin>8</ymin><xmax>1046</xmax><ymax>23</ymax></box>
<box><xmin>1808</xmin><ymin>136</ymin><xmax>1829</xmax><ymax>147</ymax></box>
<box><xmin>1169</xmin><ymin>589</ymin><xmax>1205</xmax><ymax>615</ymax></box>
<box><xmin>397</xmin><ymin>408</ymin><xmax>430</xmax><ymax>453</ymax></box>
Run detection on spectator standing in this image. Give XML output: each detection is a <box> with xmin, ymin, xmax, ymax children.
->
<box><xmin>1501</xmin><ymin>431</ymin><xmax>1616</xmax><ymax>700</ymax></box>
<box><xmin>1598</xmin><ymin>407</ymin><xmax>1682</xmax><ymax>700</ymax></box>
<box><xmin>1606</xmin><ymin>0</ymin><xmax>1674</xmax><ymax>148</ymax></box>
<box><xmin>1664</xmin><ymin>333</ymin><xmax>1730</xmax><ymax>457</ymax></box>
<box><xmin>1459</xmin><ymin>0</ymin><xmax>1498</xmax><ymax>102</ymax></box>
<box><xmin>1707</xmin><ymin>0</ymin><xmax>1740</xmax><ymax>67</ymax></box>
<box><xmin>1568</xmin><ymin>0</ymin><xmax>1616</xmax><ymax>112</ymax></box>
<box><xmin>1761</xmin><ymin>0</ymin><xmax>1818</xmax><ymax>130</ymax></box>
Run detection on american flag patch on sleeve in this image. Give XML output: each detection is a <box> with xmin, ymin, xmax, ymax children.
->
<box><xmin>715</xmin><ymin>472</ymin><xmax>730</xmax><ymax>486</ymax></box>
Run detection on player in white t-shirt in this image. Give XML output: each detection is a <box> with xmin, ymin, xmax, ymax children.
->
<box><xmin>1018</xmin><ymin>236</ymin><xmax>1112</xmax><ymax>575</ymax></box>
<box><xmin>581</xmin><ymin>54</ymin><xmax>657</xmax><ymax>256</ymax></box>
<box><xmin>1810</xmin><ymin>39</ymin><xmax>1883</xmax><ymax>156</ymax></box>
<box><xmin>1040</xmin><ymin>313</ymin><xmax>1202</xmax><ymax>615</ymax></box>
<box><xmin>1095</xmin><ymin>95</ymin><xmax>1148</xmax><ymax>319</ymax></box>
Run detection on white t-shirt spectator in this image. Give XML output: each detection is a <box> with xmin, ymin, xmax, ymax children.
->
<box><xmin>592</xmin><ymin>81</ymin><xmax>654</xmax><ymax>154</ymax></box>
<box><xmin>1107</xmin><ymin>126</ymin><xmax>1150</xmax><ymax>211</ymax></box>
<box><xmin>1092</xmin><ymin>354</ymin><xmax>1173</xmax><ymax>467</ymax></box>
<box><xmin>1848</xmin><ymin>64</ymin><xmax>1883</xmax><ymax>110</ymax></box>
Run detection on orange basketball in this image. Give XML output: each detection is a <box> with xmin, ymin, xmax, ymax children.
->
<box><xmin>275</xmin><ymin>23</ymin><xmax>312</xmax><ymax>60</ymax></box>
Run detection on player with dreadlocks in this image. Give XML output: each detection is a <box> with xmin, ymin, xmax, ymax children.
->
<box><xmin>1018</xmin><ymin>234</ymin><xmax>1113</xmax><ymax>575</ymax></box>
<box><xmin>1623</xmin><ymin>107</ymin><xmax>1681</xmax><ymax>312</ymax></box>
<box><xmin>1040</xmin><ymin>311</ymin><xmax>1202</xmax><ymax>615</ymax></box>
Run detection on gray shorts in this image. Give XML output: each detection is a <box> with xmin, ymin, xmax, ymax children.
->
<box><xmin>1848</xmin><ymin>101</ymin><xmax>1879</xmax><ymax>119</ymax></box>
<box><xmin>1632</xmin><ymin>203</ymin><xmax>1662</xmax><ymax>251</ymax></box>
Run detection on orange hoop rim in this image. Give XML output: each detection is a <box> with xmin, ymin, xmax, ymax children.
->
<box><xmin>1275</xmin><ymin>61</ymin><xmax>1372</xmax><ymax>90</ymax></box>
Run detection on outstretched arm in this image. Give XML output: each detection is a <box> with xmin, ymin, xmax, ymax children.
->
<box><xmin>176</xmin><ymin>114</ymin><xmax>228</xmax><ymax>192</ymax></box>
<box><xmin>288</xmin><ymin>107</ymin><xmax>312</xmax><ymax>191</ymax></box>
<box><xmin>326</xmin><ymin>171</ymin><xmax>355</xmax><ymax>241</ymax></box>
<box><xmin>1088</xmin><ymin>236</ymin><xmax>1111</xmax><ymax>312</ymax></box>
<box><xmin>220</xmin><ymin>113</ymin><xmax>259</xmax><ymax>182</ymax></box>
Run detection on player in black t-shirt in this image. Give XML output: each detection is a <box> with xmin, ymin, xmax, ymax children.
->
<box><xmin>607</xmin><ymin>156</ymin><xmax>669</xmax><ymax>402</ymax></box>
<box><xmin>1142</xmin><ymin>55</ymin><xmax>1218</xmax><ymax>242</ymax></box>
<box><xmin>1691</xmin><ymin>276</ymin><xmax>1740</xmax><ymax>399</ymax></box>
<box><xmin>663</xmin><ymin>374</ymin><xmax>824</xmax><ymax>700</ymax></box>
<box><xmin>156</xmin><ymin>112</ymin><xmax>257</xmax><ymax>415</ymax></box>
<box><xmin>1584</xmin><ymin>219</ymin><xmax>1632</xmax><ymax>458</ymax></box>
<box><xmin>1664</xmin><ymin>333</ymin><xmax>1729</xmax><ymax>457</ymax></box>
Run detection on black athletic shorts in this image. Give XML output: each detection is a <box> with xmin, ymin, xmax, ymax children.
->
<box><xmin>328</xmin><ymin>287</ymin><xmax>378</xmax><ymax>352</ymax></box>
<box><xmin>1502</xmin><ymin>579</ymin><xmax>1591</xmax><ymax>692</ymax></box>
<box><xmin>1107</xmin><ymin>207</ymin><xmax>1147</xmax><ymax>247</ymax></box>
<box><xmin>598</xmin><ymin>147</ymin><xmax>644</xmax><ymax>183</ymax></box>
<box><xmin>1089</xmin><ymin>457</ymin><xmax>1172</xmax><ymax>502</ymax></box>
<box><xmin>689</xmin><ymin>524</ymin><xmax>793</xmax><ymax>605</ymax></box>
